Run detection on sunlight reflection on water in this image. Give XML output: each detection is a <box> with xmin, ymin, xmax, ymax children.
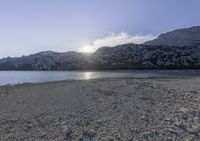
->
<box><xmin>1</xmin><ymin>70</ymin><xmax>200</xmax><ymax>85</ymax></box>
<box><xmin>83</xmin><ymin>72</ymin><xmax>93</xmax><ymax>79</ymax></box>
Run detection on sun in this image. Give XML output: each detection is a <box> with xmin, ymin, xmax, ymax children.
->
<box><xmin>78</xmin><ymin>45</ymin><xmax>94</xmax><ymax>53</ymax></box>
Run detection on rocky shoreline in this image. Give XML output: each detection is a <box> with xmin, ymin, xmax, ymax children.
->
<box><xmin>1</xmin><ymin>78</ymin><xmax>200</xmax><ymax>140</ymax></box>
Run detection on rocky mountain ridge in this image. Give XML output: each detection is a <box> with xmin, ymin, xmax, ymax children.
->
<box><xmin>1</xmin><ymin>26</ymin><xmax>200</xmax><ymax>70</ymax></box>
<box><xmin>144</xmin><ymin>26</ymin><xmax>200</xmax><ymax>46</ymax></box>
<box><xmin>0</xmin><ymin>43</ymin><xmax>200</xmax><ymax>70</ymax></box>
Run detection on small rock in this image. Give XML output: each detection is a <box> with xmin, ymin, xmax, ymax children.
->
<box><xmin>61</xmin><ymin>121</ymin><xmax>66</xmax><ymax>126</ymax></box>
<box><xmin>113</xmin><ymin>133</ymin><xmax>121</xmax><ymax>140</ymax></box>
<box><xmin>40</xmin><ymin>132</ymin><xmax>47</xmax><ymax>138</ymax></box>
<box><xmin>0</xmin><ymin>88</ymin><xmax>8</xmax><ymax>95</ymax></box>
<box><xmin>186</xmin><ymin>135</ymin><xmax>196</xmax><ymax>141</ymax></box>
<box><xmin>97</xmin><ymin>118</ymin><xmax>107</xmax><ymax>124</ymax></box>
<box><xmin>107</xmin><ymin>136</ymin><xmax>115</xmax><ymax>141</ymax></box>
<box><xmin>166</xmin><ymin>138</ymin><xmax>174</xmax><ymax>141</ymax></box>
<box><xmin>64</xmin><ymin>127</ymin><xmax>73</xmax><ymax>140</ymax></box>
<box><xmin>174</xmin><ymin>121</ymin><xmax>188</xmax><ymax>132</ymax></box>
<box><xmin>178</xmin><ymin>107</ymin><xmax>188</xmax><ymax>113</ymax></box>
<box><xmin>165</xmin><ymin>118</ymin><xmax>172</xmax><ymax>122</ymax></box>
<box><xmin>61</xmin><ymin>125</ymin><xmax>68</xmax><ymax>132</ymax></box>
<box><xmin>97</xmin><ymin>119</ymin><xmax>102</xmax><ymax>124</ymax></box>
<box><xmin>87</xmin><ymin>129</ymin><xmax>96</xmax><ymax>137</ymax></box>
<box><xmin>141</xmin><ymin>115</ymin><xmax>146</xmax><ymax>120</ymax></box>
<box><xmin>190</xmin><ymin>90</ymin><xmax>199</xmax><ymax>94</ymax></box>
<box><xmin>27</xmin><ymin>123</ymin><xmax>33</xmax><ymax>129</ymax></box>
<box><xmin>166</xmin><ymin>128</ymin><xmax>179</xmax><ymax>135</ymax></box>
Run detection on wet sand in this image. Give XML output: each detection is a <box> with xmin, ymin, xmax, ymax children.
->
<box><xmin>1</xmin><ymin>78</ymin><xmax>200</xmax><ymax>141</ymax></box>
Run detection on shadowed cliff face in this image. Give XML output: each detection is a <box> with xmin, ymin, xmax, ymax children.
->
<box><xmin>0</xmin><ymin>43</ymin><xmax>200</xmax><ymax>70</ymax></box>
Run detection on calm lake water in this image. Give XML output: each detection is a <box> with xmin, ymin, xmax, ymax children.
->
<box><xmin>0</xmin><ymin>70</ymin><xmax>200</xmax><ymax>85</ymax></box>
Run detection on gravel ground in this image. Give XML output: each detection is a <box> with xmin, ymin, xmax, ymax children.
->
<box><xmin>1</xmin><ymin>78</ymin><xmax>200</xmax><ymax>141</ymax></box>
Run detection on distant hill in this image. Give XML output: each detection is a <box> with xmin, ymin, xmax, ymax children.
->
<box><xmin>144</xmin><ymin>26</ymin><xmax>200</xmax><ymax>46</ymax></box>
<box><xmin>0</xmin><ymin>51</ymin><xmax>92</xmax><ymax>70</ymax></box>
<box><xmin>1</xmin><ymin>26</ymin><xmax>200</xmax><ymax>70</ymax></box>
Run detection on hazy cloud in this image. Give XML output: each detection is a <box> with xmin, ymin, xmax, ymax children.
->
<box><xmin>78</xmin><ymin>32</ymin><xmax>157</xmax><ymax>53</ymax></box>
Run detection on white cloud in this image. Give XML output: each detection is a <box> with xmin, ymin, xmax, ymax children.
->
<box><xmin>78</xmin><ymin>32</ymin><xmax>157</xmax><ymax>53</ymax></box>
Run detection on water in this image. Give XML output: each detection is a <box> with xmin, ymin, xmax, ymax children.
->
<box><xmin>0</xmin><ymin>70</ymin><xmax>200</xmax><ymax>85</ymax></box>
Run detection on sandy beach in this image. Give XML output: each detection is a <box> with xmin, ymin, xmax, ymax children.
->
<box><xmin>1</xmin><ymin>78</ymin><xmax>200</xmax><ymax>140</ymax></box>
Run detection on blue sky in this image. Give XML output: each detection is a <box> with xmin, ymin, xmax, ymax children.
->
<box><xmin>0</xmin><ymin>0</ymin><xmax>200</xmax><ymax>57</ymax></box>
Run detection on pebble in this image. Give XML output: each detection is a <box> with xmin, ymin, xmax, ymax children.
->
<box><xmin>186</xmin><ymin>136</ymin><xmax>196</xmax><ymax>141</ymax></box>
<box><xmin>178</xmin><ymin>107</ymin><xmax>188</xmax><ymax>113</ymax></box>
<box><xmin>61</xmin><ymin>125</ymin><xmax>68</xmax><ymax>132</ymax></box>
<box><xmin>27</xmin><ymin>123</ymin><xmax>33</xmax><ymax>129</ymax></box>
<box><xmin>165</xmin><ymin>117</ymin><xmax>172</xmax><ymax>122</ymax></box>
<box><xmin>40</xmin><ymin>132</ymin><xmax>47</xmax><ymax>138</ymax></box>
<box><xmin>87</xmin><ymin>129</ymin><xmax>96</xmax><ymax>137</ymax></box>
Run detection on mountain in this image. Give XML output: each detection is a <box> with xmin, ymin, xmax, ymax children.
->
<box><xmin>92</xmin><ymin>44</ymin><xmax>200</xmax><ymax>69</ymax></box>
<box><xmin>0</xmin><ymin>51</ymin><xmax>92</xmax><ymax>70</ymax></box>
<box><xmin>1</xmin><ymin>26</ymin><xmax>200</xmax><ymax>70</ymax></box>
<box><xmin>144</xmin><ymin>26</ymin><xmax>200</xmax><ymax>46</ymax></box>
<box><xmin>1</xmin><ymin>43</ymin><xmax>200</xmax><ymax>70</ymax></box>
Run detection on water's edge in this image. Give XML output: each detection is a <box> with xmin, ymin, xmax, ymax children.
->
<box><xmin>1</xmin><ymin>70</ymin><xmax>200</xmax><ymax>85</ymax></box>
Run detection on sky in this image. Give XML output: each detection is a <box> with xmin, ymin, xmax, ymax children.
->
<box><xmin>0</xmin><ymin>0</ymin><xmax>200</xmax><ymax>58</ymax></box>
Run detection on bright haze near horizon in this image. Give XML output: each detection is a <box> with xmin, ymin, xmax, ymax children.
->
<box><xmin>0</xmin><ymin>0</ymin><xmax>200</xmax><ymax>58</ymax></box>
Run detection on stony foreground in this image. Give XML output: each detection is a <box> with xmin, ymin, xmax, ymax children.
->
<box><xmin>1</xmin><ymin>78</ymin><xmax>200</xmax><ymax>141</ymax></box>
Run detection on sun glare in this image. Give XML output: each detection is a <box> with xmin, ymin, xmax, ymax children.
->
<box><xmin>78</xmin><ymin>45</ymin><xmax>94</xmax><ymax>53</ymax></box>
<box><xmin>83</xmin><ymin>72</ymin><xmax>93</xmax><ymax>79</ymax></box>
